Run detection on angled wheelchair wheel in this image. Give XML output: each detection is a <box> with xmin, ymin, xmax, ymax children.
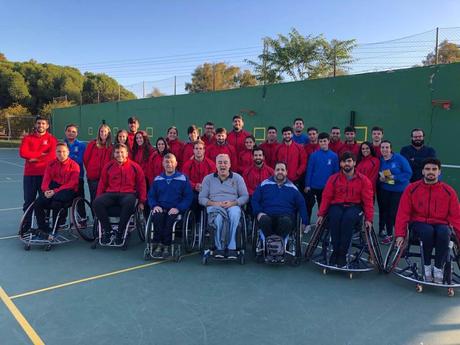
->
<box><xmin>19</xmin><ymin>202</ymin><xmax>36</xmax><ymax>237</ymax></box>
<box><xmin>364</xmin><ymin>225</ymin><xmax>383</xmax><ymax>272</ymax></box>
<box><xmin>136</xmin><ymin>210</ymin><xmax>146</xmax><ymax>242</ymax></box>
<box><xmin>183</xmin><ymin>210</ymin><xmax>196</xmax><ymax>253</ymax></box>
<box><xmin>305</xmin><ymin>218</ymin><xmax>327</xmax><ymax>260</ymax></box>
<box><xmin>71</xmin><ymin>197</ymin><xmax>95</xmax><ymax>242</ymax></box>
<box><xmin>383</xmin><ymin>237</ymin><xmax>407</xmax><ymax>273</ymax></box>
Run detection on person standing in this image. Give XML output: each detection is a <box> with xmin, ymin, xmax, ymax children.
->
<box><xmin>329</xmin><ymin>126</ymin><xmax>343</xmax><ymax>154</ymax></box>
<box><xmin>201</xmin><ymin>122</ymin><xmax>216</xmax><ymax>146</ymax></box>
<box><xmin>338</xmin><ymin>126</ymin><xmax>360</xmax><ymax>158</ymax></box>
<box><xmin>206</xmin><ymin>128</ymin><xmax>238</xmax><ymax>171</ymax></box>
<box><xmin>127</xmin><ymin>116</ymin><xmax>140</xmax><ymax>150</ymax></box>
<box><xmin>356</xmin><ymin>141</ymin><xmax>380</xmax><ymax>195</ymax></box>
<box><xmin>166</xmin><ymin>126</ymin><xmax>185</xmax><ymax>167</ymax></box>
<box><xmin>227</xmin><ymin>115</ymin><xmax>251</xmax><ymax>156</ymax></box>
<box><xmin>19</xmin><ymin>116</ymin><xmax>58</xmax><ymax>226</ymax></box>
<box><xmin>259</xmin><ymin>126</ymin><xmax>279</xmax><ymax>169</ymax></box>
<box><xmin>371</xmin><ymin>126</ymin><xmax>384</xmax><ymax>158</ymax></box>
<box><xmin>292</xmin><ymin>118</ymin><xmax>309</xmax><ymax>145</ymax></box>
<box><xmin>400</xmin><ymin>128</ymin><xmax>436</xmax><ymax>182</ymax></box>
<box><xmin>181</xmin><ymin>125</ymin><xmax>199</xmax><ymax>165</ymax></box>
<box><xmin>274</xmin><ymin>126</ymin><xmax>307</xmax><ymax>184</ymax></box>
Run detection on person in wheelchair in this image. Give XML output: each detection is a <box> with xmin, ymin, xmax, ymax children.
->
<box><xmin>395</xmin><ymin>158</ymin><xmax>460</xmax><ymax>283</ymax></box>
<box><xmin>199</xmin><ymin>153</ymin><xmax>249</xmax><ymax>259</ymax></box>
<box><xmin>33</xmin><ymin>142</ymin><xmax>80</xmax><ymax>239</ymax></box>
<box><xmin>93</xmin><ymin>143</ymin><xmax>146</xmax><ymax>245</ymax></box>
<box><xmin>316</xmin><ymin>152</ymin><xmax>374</xmax><ymax>268</ymax></box>
<box><xmin>251</xmin><ymin>161</ymin><xmax>307</xmax><ymax>263</ymax></box>
<box><xmin>148</xmin><ymin>153</ymin><xmax>193</xmax><ymax>258</ymax></box>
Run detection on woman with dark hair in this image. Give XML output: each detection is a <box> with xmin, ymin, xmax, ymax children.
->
<box><xmin>132</xmin><ymin>130</ymin><xmax>154</xmax><ymax>186</ymax></box>
<box><xmin>147</xmin><ymin>137</ymin><xmax>170</xmax><ymax>183</ymax></box>
<box><xmin>356</xmin><ymin>141</ymin><xmax>380</xmax><ymax>193</ymax></box>
<box><xmin>83</xmin><ymin>124</ymin><xmax>113</xmax><ymax>202</ymax></box>
<box><xmin>238</xmin><ymin>135</ymin><xmax>256</xmax><ymax>174</ymax></box>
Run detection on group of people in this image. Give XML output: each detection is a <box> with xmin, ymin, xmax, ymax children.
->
<box><xmin>19</xmin><ymin>115</ymin><xmax>460</xmax><ymax>281</ymax></box>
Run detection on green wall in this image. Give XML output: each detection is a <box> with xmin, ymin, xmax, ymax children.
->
<box><xmin>53</xmin><ymin>63</ymin><xmax>460</xmax><ymax>191</ymax></box>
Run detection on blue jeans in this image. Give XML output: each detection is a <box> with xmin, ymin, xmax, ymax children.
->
<box><xmin>207</xmin><ymin>206</ymin><xmax>241</xmax><ymax>250</ymax></box>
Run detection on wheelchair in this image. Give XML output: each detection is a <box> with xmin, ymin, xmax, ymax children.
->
<box><xmin>199</xmin><ymin>207</ymin><xmax>247</xmax><ymax>264</ymax></box>
<box><xmin>18</xmin><ymin>197</ymin><xmax>87</xmax><ymax>251</ymax></box>
<box><xmin>305</xmin><ymin>215</ymin><xmax>383</xmax><ymax>279</ymax></box>
<box><xmin>91</xmin><ymin>203</ymin><xmax>145</xmax><ymax>250</ymax></box>
<box><xmin>251</xmin><ymin>214</ymin><xmax>302</xmax><ymax>265</ymax></box>
<box><xmin>384</xmin><ymin>229</ymin><xmax>460</xmax><ymax>297</ymax></box>
<box><xmin>143</xmin><ymin>209</ymin><xmax>196</xmax><ymax>262</ymax></box>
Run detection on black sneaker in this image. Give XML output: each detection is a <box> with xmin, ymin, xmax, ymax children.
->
<box><xmin>153</xmin><ymin>245</ymin><xmax>163</xmax><ymax>258</ymax></box>
<box><xmin>101</xmin><ymin>233</ymin><xmax>111</xmax><ymax>244</ymax></box>
<box><xmin>227</xmin><ymin>250</ymin><xmax>238</xmax><ymax>259</ymax></box>
<box><xmin>336</xmin><ymin>255</ymin><xmax>347</xmax><ymax>268</ymax></box>
<box><xmin>115</xmin><ymin>235</ymin><xmax>124</xmax><ymax>246</ymax></box>
<box><xmin>329</xmin><ymin>251</ymin><xmax>338</xmax><ymax>266</ymax></box>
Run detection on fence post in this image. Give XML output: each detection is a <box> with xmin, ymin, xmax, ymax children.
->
<box><xmin>435</xmin><ymin>27</ymin><xmax>439</xmax><ymax>65</ymax></box>
<box><xmin>174</xmin><ymin>76</ymin><xmax>177</xmax><ymax>95</ymax></box>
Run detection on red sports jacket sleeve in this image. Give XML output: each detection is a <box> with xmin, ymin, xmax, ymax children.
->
<box><xmin>134</xmin><ymin>163</ymin><xmax>147</xmax><ymax>203</ymax></box>
<box><xmin>360</xmin><ymin>175</ymin><xmax>374</xmax><ymax>222</ymax></box>
<box><xmin>19</xmin><ymin>136</ymin><xmax>43</xmax><ymax>160</ymax></box>
<box><xmin>96</xmin><ymin>162</ymin><xmax>109</xmax><ymax>197</ymax></box>
<box><xmin>318</xmin><ymin>175</ymin><xmax>335</xmax><ymax>217</ymax></box>
<box><xmin>41</xmin><ymin>163</ymin><xmax>53</xmax><ymax>192</ymax></box>
<box><xmin>295</xmin><ymin>146</ymin><xmax>307</xmax><ymax>181</ymax></box>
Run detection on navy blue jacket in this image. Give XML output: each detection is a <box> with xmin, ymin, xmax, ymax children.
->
<box><xmin>65</xmin><ymin>139</ymin><xmax>86</xmax><ymax>178</ymax></box>
<box><xmin>400</xmin><ymin>144</ymin><xmax>436</xmax><ymax>182</ymax></box>
<box><xmin>252</xmin><ymin>177</ymin><xmax>308</xmax><ymax>225</ymax></box>
<box><xmin>148</xmin><ymin>172</ymin><xmax>193</xmax><ymax>211</ymax></box>
<box><xmin>305</xmin><ymin>149</ymin><xmax>339</xmax><ymax>189</ymax></box>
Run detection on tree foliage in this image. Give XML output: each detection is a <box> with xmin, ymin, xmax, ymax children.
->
<box><xmin>0</xmin><ymin>58</ymin><xmax>136</xmax><ymax>115</ymax></box>
<box><xmin>185</xmin><ymin>62</ymin><xmax>257</xmax><ymax>93</ymax></box>
<box><xmin>423</xmin><ymin>40</ymin><xmax>460</xmax><ymax>65</ymax></box>
<box><xmin>247</xmin><ymin>28</ymin><xmax>356</xmax><ymax>83</ymax></box>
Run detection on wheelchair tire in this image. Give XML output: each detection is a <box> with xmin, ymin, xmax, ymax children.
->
<box><xmin>18</xmin><ymin>202</ymin><xmax>36</xmax><ymax>237</ymax></box>
<box><xmin>294</xmin><ymin>223</ymin><xmax>302</xmax><ymax>259</ymax></box>
<box><xmin>183</xmin><ymin>210</ymin><xmax>196</xmax><ymax>253</ymax></box>
<box><xmin>136</xmin><ymin>211</ymin><xmax>146</xmax><ymax>242</ymax></box>
<box><xmin>71</xmin><ymin>198</ymin><xmax>96</xmax><ymax>242</ymax></box>
<box><xmin>364</xmin><ymin>225</ymin><xmax>383</xmax><ymax>272</ymax></box>
<box><xmin>305</xmin><ymin>219</ymin><xmax>327</xmax><ymax>260</ymax></box>
<box><xmin>383</xmin><ymin>238</ymin><xmax>407</xmax><ymax>273</ymax></box>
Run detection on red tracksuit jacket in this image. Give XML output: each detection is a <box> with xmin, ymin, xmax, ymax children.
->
<box><xmin>127</xmin><ymin>132</ymin><xmax>136</xmax><ymax>150</ymax></box>
<box><xmin>319</xmin><ymin>171</ymin><xmax>374</xmax><ymax>222</ymax></box>
<box><xmin>96</xmin><ymin>159</ymin><xmax>146</xmax><ymax>203</ymax></box>
<box><xmin>19</xmin><ymin>132</ymin><xmax>57</xmax><ymax>176</ymax></box>
<box><xmin>146</xmin><ymin>151</ymin><xmax>164</xmax><ymax>183</ymax></box>
<box><xmin>166</xmin><ymin>139</ymin><xmax>185</xmax><ymax>165</ymax></box>
<box><xmin>83</xmin><ymin>140</ymin><xmax>113</xmax><ymax>181</ymax></box>
<box><xmin>41</xmin><ymin>158</ymin><xmax>80</xmax><ymax>193</ymax></box>
<box><xmin>329</xmin><ymin>140</ymin><xmax>344</xmax><ymax>154</ymax></box>
<box><xmin>205</xmin><ymin>142</ymin><xmax>238</xmax><ymax>172</ymax></box>
<box><xmin>356</xmin><ymin>155</ymin><xmax>380</xmax><ymax>192</ymax></box>
<box><xmin>242</xmin><ymin>164</ymin><xmax>274</xmax><ymax>196</ymax></box>
<box><xmin>181</xmin><ymin>142</ymin><xmax>194</xmax><ymax>165</ymax></box>
<box><xmin>227</xmin><ymin>129</ymin><xmax>251</xmax><ymax>155</ymax></box>
<box><xmin>132</xmin><ymin>146</ymin><xmax>155</xmax><ymax>174</ymax></box>
<box><xmin>182</xmin><ymin>157</ymin><xmax>216</xmax><ymax>190</ymax></box>
<box><xmin>395</xmin><ymin>180</ymin><xmax>460</xmax><ymax>239</ymax></box>
<box><xmin>201</xmin><ymin>134</ymin><xmax>215</xmax><ymax>147</ymax></box>
<box><xmin>238</xmin><ymin>148</ymin><xmax>254</xmax><ymax>174</ymax></box>
<box><xmin>259</xmin><ymin>141</ymin><xmax>279</xmax><ymax>168</ymax></box>
<box><xmin>338</xmin><ymin>142</ymin><xmax>360</xmax><ymax>158</ymax></box>
<box><xmin>274</xmin><ymin>142</ymin><xmax>307</xmax><ymax>182</ymax></box>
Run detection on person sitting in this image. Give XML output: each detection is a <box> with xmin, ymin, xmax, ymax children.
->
<box><xmin>148</xmin><ymin>154</ymin><xmax>193</xmax><ymax>258</ymax></box>
<box><xmin>395</xmin><ymin>158</ymin><xmax>460</xmax><ymax>283</ymax></box>
<box><xmin>316</xmin><ymin>152</ymin><xmax>374</xmax><ymax>267</ymax></box>
<box><xmin>199</xmin><ymin>154</ymin><xmax>249</xmax><ymax>259</ymax></box>
<box><xmin>251</xmin><ymin>162</ymin><xmax>308</xmax><ymax>262</ymax></box>
<box><xmin>33</xmin><ymin>143</ymin><xmax>80</xmax><ymax>238</ymax></box>
<box><xmin>93</xmin><ymin>143</ymin><xmax>146</xmax><ymax>244</ymax></box>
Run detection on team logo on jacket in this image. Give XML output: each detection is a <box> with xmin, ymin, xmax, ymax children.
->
<box><xmin>391</xmin><ymin>163</ymin><xmax>396</xmax><ymax>168</ymax></box>
<box><xmin>327</xmin><ymin>159</ymin><xmax>332</xmax><ymax>165</ymax></box>
<box><xmin>43</xmin><ymin>140</ymin><xmax>48</xmax><ymax>145</ymax></box>
<box><xmin>74</xmin><ymin>147</ymin><xmax>79</xmax><ymax>152</ymax></box>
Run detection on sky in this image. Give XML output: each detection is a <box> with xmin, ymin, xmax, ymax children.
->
<box><xmin>1</xmin><ymin>0</ymin><xmax>459</xmax><ymax>94</ymax></box>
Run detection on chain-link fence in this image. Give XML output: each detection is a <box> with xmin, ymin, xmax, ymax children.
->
<box><xmin>90</xmin><ymin>27</ymin><xmax>460</xmax><ymax>99</ymax></box>
<box><xmin>0</xmin><ymin>115</ymin><xmax>37</xmax><ymax>140</ymax></box>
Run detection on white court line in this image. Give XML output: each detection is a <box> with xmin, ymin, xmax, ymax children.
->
<box><xmin>0</xmin><ymin>235</ymin><xmax>19</xmax><ymax>240</ymax></box>
<box><xmin>0</xmin><ymin>207</ymin><xmax>22</xmax><ymax>212</ymax></box>
<box><xmin>0</xmin><ymin>180</ymin><xmax>21</xmax><ymax>183</ymax></box>
<box><xmin>0</xmin><ymin>160</ymin><xmax>23</xmax><ymax>168</ymax></box>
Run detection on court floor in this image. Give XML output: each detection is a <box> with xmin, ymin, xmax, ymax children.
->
<box><xmin>0</xmin><ymin>148</ymin><xmax>459</xmax><ymax>345</ymax></box>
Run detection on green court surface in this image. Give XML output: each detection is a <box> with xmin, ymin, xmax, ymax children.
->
<box><xmin>1</xmin><ymin>148</ymin><xmax>459</xmax><ymax>345</ymax></box>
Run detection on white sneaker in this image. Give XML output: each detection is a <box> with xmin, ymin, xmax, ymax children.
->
<box><xmin>433</xmin><ymin>267</ymin><xmax>444</xmax><ymax>284</ymax></box>
<box><xmin>424</xmin><ymin>265</ymin><xmax>433</xmax><ymax>282</ymax></box>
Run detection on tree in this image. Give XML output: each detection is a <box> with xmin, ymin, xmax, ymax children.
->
<box><xmin>185</xmin><ymin>63</ymin><xmax>257</xmax><ymax>93</ymax></box>
<box><xmin>423</xmin><ymin>40</ymin><xmax>460</xmax><ymax>65</ymax></box>
<box><xmin>0</xmin><ymin>53</ymin><xmax>6</xmax><ymax>62</ymax></box>
<box><xmin>247</xmin><ymin>28</ymin><xmax>356</xmax><ymax>83</ymax></box>
<box><xmin>146</xmin><ymin>87</ymin><xmax>166</xmax><ymax>98</ymax></box>
<box><xmin>0</xmin><ymin>65</ymin><xmax>31</xmax><ymax>109</ymax></box>
<box><xmin>40</xmin><ymin>99</ymin><xmax>76</xmax><ymax>117</ymax></box>
<box><xmin>82</xmin><ymin>73</ymin><xmax>136</xmax><ymax>104</ymax></box>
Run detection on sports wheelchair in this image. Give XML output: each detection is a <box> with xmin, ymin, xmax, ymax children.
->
<box><xmin>91</xmin><ymin>203</ymin><xmax>145</xmax><ymax>250</ymax></box>
<box><xmin>305</xmin><ymin>215</ymin><xmax>383</xmax><ymax>279</ymax></box>
<box><xmin>384</xmin><ymin>229</ymin><xmax>460</xmax><ymax>297</ymax></box>
<box><xmin>18</xmin><ymin>197</ymin><xmax>90</xmax><ymax>251</ymax></box>
<box><xmin>251</xmin><ymin>214</ymin><xmax>302</xmax><ymax>265</ymax></box>
<box><xmin>143</xmin><ymin>209</ymin><xmax>196</xmax><ymax>262</ymax></box>
<box><xmin>199</xmin><ymin>206</ymin><xmax>247</xmax><ymax>265</ymax></box>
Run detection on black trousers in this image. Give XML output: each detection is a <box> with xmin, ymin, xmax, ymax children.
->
<box><xmin>34</xmin><ymin>184</ymin><xmax>76</xmax><ymax>231</ymax></box>
<box><xmin>93</xmin><ymin>193</ymin><xmax>136</xmax><ymax>235</ymax></box>
<box><xmin>305</xmin><ymin>188</ymin><xmax>323</xmax><ymax>223</ymax></box>
<box><xmin>328</xmin><ymin>204</ymin><xmax>362</xmax><ymax>255</ymax></box>
<box><xmin>152</xmin><ymin>209</ymin><xmax>179</xmax><ymax>245</ymax></box>
<box><xmin>258</xmin><ymin>214</ymin><xmax>294</xmax><ymax>238</ymax></box>
<box><xmin>87</xmin><ymin>179</ymin><xmax>99</xmax><ymax>203</ymax></box>
<box><xmin>412</xmin><ymin>222</ymin><xmax>451</xmax><ymax>268</ymax></box>
<box><xmin>378</xmin><ymin>189</ymin><xmax>402</xmax><ymax>237</ymax></box>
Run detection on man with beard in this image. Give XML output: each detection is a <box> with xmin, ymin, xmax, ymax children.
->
<box><xmin>259</xmin><ymin>126</ymin><xmax>279</xmax><ymax>168</ymax></box>
<box><xmin>20</xmin><ymin>116</ymin><xmax>58</xmax><ymax>227</ymax></box>
<box><xmin>274</xmin><ymin>127</ymin><xmax>307</xmax><ymax>184</ymax></box>
<box><xmin>329</xmin><ymin>126</ymin><xmax>343</xmax><ymax>154</ymax></box>
<box><xmin>242</xmin><ymin>147</ymin><xmax>274</xmax><ymax>196</ymax></box>
<box><xmin>395</xmin><ymin>158</ymin><xmax>460</xmax><ymax>283</ymax></box>
<box><xmin>227</xmin><ymin>115</ymin><xmax>251</xmax><ymax>156</ymax></box>
<box><xmin>400</xmin><ymin>128</ymin><xmax>436</xmax><ymax>182</ymax></box>
<box><xmin>127</xmin><ymin>116</ymin><xmax>140</xmax><ymax>150</ymax></box>
<box><xmin>316</xmin><ymin>152</ymin><xmax>374</xmax><ymax>267</ymax></box>
<box><xmin>206</xmin><ymin>128</ymin><xmax>238</xmax><ymax>171</ymax></box>
<box><xmin>252</xmin><ymin>162</ymin><xmax>307</xmax><ymax>249</ymax></box>
<box><xmin>199</xmin><ymin>154</ymin><xmax>249</xmax><ymax>259</ymax></box>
